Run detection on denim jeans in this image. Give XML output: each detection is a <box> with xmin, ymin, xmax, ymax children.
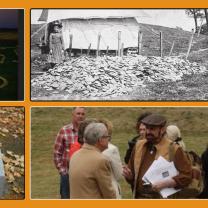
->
<box><xmin>60</xmin><ymin>173</ymin><xmax>70</xmax><ymax>199</ymax></box>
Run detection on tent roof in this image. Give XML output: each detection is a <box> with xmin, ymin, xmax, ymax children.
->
<box><xmin>31</xmin><ymin>9</ymin><xmax>151</xmax><ymax>24</ymax></box>
<box><xmin>31</xmin><ymin>9</ymin><xmax>150</xmax><ymax>51</ymax></box>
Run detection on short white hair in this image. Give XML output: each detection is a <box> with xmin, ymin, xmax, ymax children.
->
<box><xmin>84</xmin><ymin>123</ymin><xmax>107</xmax><ymax>145</ymax></box>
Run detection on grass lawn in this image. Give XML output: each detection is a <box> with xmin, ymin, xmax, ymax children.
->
<box><xmin>31</xmin><ymin>107</ymin><xmax>208</xmax><ymax>199</ymax></box>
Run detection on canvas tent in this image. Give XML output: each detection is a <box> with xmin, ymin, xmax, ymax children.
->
<box><xmin>32</xmin><ymin>9</ymin><xmax>150</xmax><ymax>51</ymax></box>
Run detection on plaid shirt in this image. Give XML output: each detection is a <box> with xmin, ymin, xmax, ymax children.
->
<box><xmin>54</xmin><ymin>123</ymin><xmax>78</xmax><ymax>174</ymax></box>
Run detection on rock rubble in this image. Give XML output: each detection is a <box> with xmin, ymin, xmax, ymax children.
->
<box><xmin>31</xmin><ymin>55</ymin><xmax>206</xmax><ymax>99</ymax></box>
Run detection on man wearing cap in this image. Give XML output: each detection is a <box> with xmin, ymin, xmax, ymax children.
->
<box><xmin>123</xmin><ymin>113</ymin><xmax>192</xmax><ymax>199</ymax></box>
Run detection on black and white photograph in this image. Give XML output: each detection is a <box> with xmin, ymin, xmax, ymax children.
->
<box><xmin>31</xmin><ymin>9</ymin><xmax>208</xmax><ymax>101</ymax></box>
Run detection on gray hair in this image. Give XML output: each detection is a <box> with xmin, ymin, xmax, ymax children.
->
<box><xmin>84</xmin><ymin>123</ymin><xmax>107</xmax><ymax>145</ymax></box>
<box><xmin>166</xmin><ymin>125</ymin><xmax>186</xmax><ymax>151</ymax></box>
<box><xmin>72</xmin><ymin>107</ymin><xmax>86</xmax><ymax>112</ymax></box>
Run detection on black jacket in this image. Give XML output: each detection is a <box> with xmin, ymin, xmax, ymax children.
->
<box><xmin>124</xmin><ymin>135</ymin><xmax>140</xmax><ymax>164</ymax></box>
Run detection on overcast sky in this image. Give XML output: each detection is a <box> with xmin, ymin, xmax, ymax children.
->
<box><xmin>31</xmin><ymin>9</ymin><xmax>196</xmax><ymax>31</ymax></box>
<box><xmin>0</xmin><ymin>9</ymin><xmax>18</xmax><ymax>28</ymax></box>
<box><xmin>138</xmin><ymin>9</ymin><xmax>195</xmax><ymax>31</ymax></box>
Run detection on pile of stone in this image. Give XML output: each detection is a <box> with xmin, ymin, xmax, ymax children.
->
<box><xmin>31</xmin><ymin>55</ymin><xmax>206</xmax><ymax>99</ymax></box>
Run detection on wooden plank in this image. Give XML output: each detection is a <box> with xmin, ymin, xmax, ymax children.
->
<box><xmin>160</xmin><ymin>31</ymin><xmax>163</xmax><ymax>58</ymax></box>
<box><xmin>96</xmin><ymin>33</ymin><xmax>101</xmax><ymax>57</ymax></box>
<box><xmin>87</xmin><ymin>43</ymin><xmax>91</xmax><ymax>56</ymax></box>
<box><xmin>169</xmin><ymin>41</ymin><xmax>175</xmax><ymax>56</ymax></box>
<box><xmin>106</xmin><ymin>46</ymin><xmax>109</xmax><ymax>55</ymax></box>
<box><xmin>118</xmin><ymin>31</ymin><xmax>121</xmax><ymax>57</ymax></box>
<box><xmin>121</xmin><ymin>43</ymin><xmax>124</xmax><ymax>57</ymax></box>
<box><xmin>69</xmin><ymin>34</ymin><xmax>73</xmax><ymax>57</ymax></box>
<box><xmin>138</xmin><ymin>31</ymin><xmax>143</xmax><ymax>55</ymax></box>
<box><xmin>186</xmin><ymin>29</ymin><xmax>195</xmax><ymax>60</ymax></box>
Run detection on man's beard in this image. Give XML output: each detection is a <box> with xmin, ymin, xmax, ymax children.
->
<box><xmin>146</xmin><ymin>132</ymin><xmax>162</xmax><ymax>144</ymax></box>
<box><xmin>146</xmin><ymin>133</ymin><xmax>157</xmax><ymax>143</ymax></box>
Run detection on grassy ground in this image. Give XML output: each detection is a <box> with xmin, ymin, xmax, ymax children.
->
<box><xmin>31</xmin><ymin>107</ymin><xmax>208</xmax><ymax>199</ymax></box>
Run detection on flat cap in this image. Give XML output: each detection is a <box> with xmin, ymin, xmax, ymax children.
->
<box><xmin>141</xmin><ymin>114</ymin><xmax>166</xmax><ymax>126</ymax></box>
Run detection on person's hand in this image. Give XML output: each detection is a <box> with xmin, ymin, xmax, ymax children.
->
<box><xmin>61</xmin><ymin>49</ymin><xmax>64</xmax><ymax>53</ymax></box>
<box><xmin>60</xmin><ymin>172</ymin><xmax>68</xmax><ymax>176</ymax></box>
<box><xmin>122</xmin><ymin>165</ymin><xmax>133</xmax><ymax>180</ymax></box>
<box><xmin>152</xmin><ymin>178</ymin><xmax>176</xmax><ymax>192</ymax></box>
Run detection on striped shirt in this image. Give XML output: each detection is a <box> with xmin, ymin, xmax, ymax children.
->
<box><xmin>54</xmin><ymin>123</ymin><xmax>78</xmax><ymax>174</ymax></box>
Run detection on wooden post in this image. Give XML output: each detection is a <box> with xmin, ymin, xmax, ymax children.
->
<box><xmin>87</xmin><ymin>43</ymin><xmax>91</xmax><ymax>56</ymax></box>
<box><xmin>80</xmin><ymin>48</ymin><xmax>83</xmax><ymax>56</ymax></box>
<box><xmin>106</xmin><ymin>46</ymin><xmax>109</xmax><ymax>56</ymax></box>
<box><xmin>160</xmin><ymin>31</ymin><xmax>163</xmax><ymax>58</ymax></box>
<box><xmin>118</xmin><ymin>31</ymin><xmax>121</xmax><ymax>57</ymax></box>
<box><xmin>169</xmin><ymin>41</ymin><xmax>175</xmax><ymax>56</ymax></box>
<box><xmin>138</xmin><ymin>31</ymin><xmax>143</xmax><ymax>55</ymax></box>
<box><xmin>96</xmin><ymin>33</ymin><xmax>101</xmax><ymax>57</ymax></box>
<box><xmin>69</xmin><ymin>34</ymin><xmax>73</xmax><ymax>57</ymax></box>
<box><xmin>44</xmin><ymin>24</ymin><xmax>48</xmax><ymax>45</ymax></box>
<box><xmin>121</xmin><ymin>43</ymin><xmax>124</xmax><ymax>57</ymax></box>
<box><xmin>186</xmin><ymin>29</ymin><xmax>195</xmax><ymax>60</ymax></box>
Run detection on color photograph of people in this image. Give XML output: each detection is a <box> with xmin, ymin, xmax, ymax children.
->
<box><xmin>31</xmin><ymin>107</ymin><xmax>208</xmax><ymax>199</ymax></box>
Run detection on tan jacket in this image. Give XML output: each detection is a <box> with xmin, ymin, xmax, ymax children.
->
<box><xmin>69</xmin><ymin>143</ymin><xmax>116</xmax><ymax>199</ymax></box>
<box><xmin>128</xmin><ymin>134</ymin><xmax>192</xmax><ymax>198</ymax></box>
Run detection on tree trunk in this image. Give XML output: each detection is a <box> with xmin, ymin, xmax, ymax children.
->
<box><xmin>204</xmin><ymin>9</ymin><xmax>208</xmax><ymax>31</ymax></box>
<box><xmin>193</xmin><ymin>10</ymin><xmax>198</xmax><ymax>31</ymax></box>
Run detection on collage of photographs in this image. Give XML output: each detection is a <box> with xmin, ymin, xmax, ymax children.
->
<box><xmin>0</xmin><ymin>5</ymin><xmax>208</xmax><ymax>208</ymax></box>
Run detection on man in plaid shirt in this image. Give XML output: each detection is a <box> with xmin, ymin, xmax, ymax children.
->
<box><xmin>54</xmin><ymin>107</ymin><xmax>86</xmax><ymax>199</ymax></box>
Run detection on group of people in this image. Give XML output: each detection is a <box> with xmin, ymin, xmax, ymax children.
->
<box><xmin>53</xmin><ymin>107</ymin><xmax>208</xmax><ymax>199</ymax></box>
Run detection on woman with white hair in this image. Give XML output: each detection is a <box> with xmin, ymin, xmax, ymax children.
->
<box><xmin>99</xmin><ymin>118</ymin><xmax>123</xmax><ymax>199</ymax></box>
<box><xmin>166</xmin><ymin>125</ymin><xmax>186</xmax><ymax>151</ymax></box>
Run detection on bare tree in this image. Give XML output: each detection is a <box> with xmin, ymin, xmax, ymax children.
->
<box><xmin>204</xmin><ymin>9</ymin><xmax>208</xmax><ymax>32</ymax></box>
<box><xmin>185</xmin><ymin>9</ymin><xmax>204</xmax><ymax>32</ymax></box>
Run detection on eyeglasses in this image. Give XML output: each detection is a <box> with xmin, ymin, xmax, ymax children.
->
<box><xmin>102</xmin><ymin>135</ymin><xmax>112</xmax><ymax>141</ymax></box>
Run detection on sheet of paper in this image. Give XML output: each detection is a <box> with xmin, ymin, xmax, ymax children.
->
<box><xmin>160</xmin><ymin>187</ymin><xmax>180</xmax><ymax>198</ymax></box>
<box><xmin>142</xmin><ymin>156</ymin><xmax>181</xmax><ymax>198</ymax></box>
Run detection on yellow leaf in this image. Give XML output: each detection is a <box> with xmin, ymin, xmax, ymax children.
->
<box><xmin>2</xmin><ymin>156</ymin><xmax>11</xmax><ymax>163</ymax></box>
<box><xmin>14</xmin><ymin>171</ymin><xmax>21</xmax><ymax>178</ymax></box>
<box><xmin>0</xmin><ymin>128</ymin><xmax>9</xmax><ymax>133</ymax></box>
<box><xmin>0</xmin><ymin>132</ymin><xmax>6</xmax><ymax>137</ymax></box>
<box><xmin>12</xmin><ymin>186</ymin><xmax>20</xmax><ymax>194</ymax></box>
<box><xmin>6</xmin><ymin>151</ymin><xmax>14</xmax><ymax>157</ymax></box>
<box><xmin>7</xmin><ymin>173</ymin><xmax>15</xmax><ymax>183</ymax></box>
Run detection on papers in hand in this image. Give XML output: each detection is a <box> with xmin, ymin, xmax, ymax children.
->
<box><xmin>142</xmin><ymin>156</ymin><xmax>181</xmax><ymax>198</ymax></box>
